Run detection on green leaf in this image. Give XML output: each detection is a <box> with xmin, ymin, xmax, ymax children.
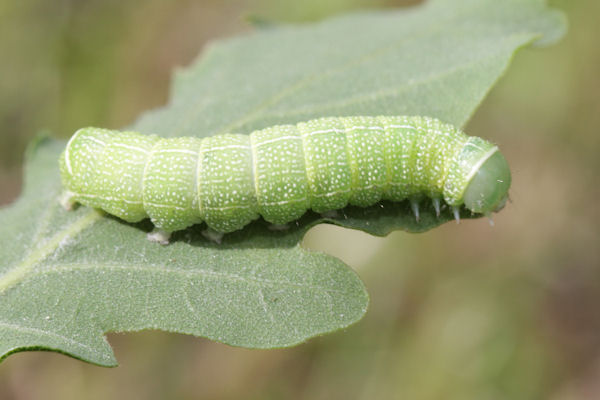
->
<box><xmin>0</xmin><ymin>0</ymin><xmax>565</xmax><ymax>366</ymax></box>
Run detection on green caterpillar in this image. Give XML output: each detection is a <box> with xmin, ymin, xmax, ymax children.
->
<box><xmin>59</xmin><ymin>116</ymin><xmax>511</xmax><ymax>243</ymax></box>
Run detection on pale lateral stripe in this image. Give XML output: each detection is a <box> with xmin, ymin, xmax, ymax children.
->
<box><xmin>86</xmin><ymin>136</ymin><xmax>108</xmax><ymax>147</ymax></box>
<box><xmin>345</xmin><ymin>125</ymin><xmax>384</xmax><ymax>131</ymax></box>
<box><xmin>112</xmin><ymin>143</ymin><xmax>149</xmax><ymax>153</ymax></box>
<box><xmin>300</xmin><ymin>124</ymin><xmax>415</xmax><ymax>139</ymax></box>
<box><xmin>156</xmin><ymin>148</ymin><xmax>198</xmax><ymax>156</ymax></box>
<box><xmin>464</xmin><ymin>146</ymin><xmax>499</xmax><ymax>185</ymax></box>
<box><xmin>254</xmin><ymin>135</ymin><xmax>301</xmax><ymax>147</ymax></box>
<box><xmin>65</xmin><ymin>129</ymin><xmax>109</xmax><ymax>175</ymax></box>
<box><xmin>248</xmin><ymin>123</ymin><xmax>417</xmax><ymax>150</ymax></box>
<box><xmin>465</xmin><ymin>142</ymin><xmax>488</xmax><ymax>152</ymax></box>
<box><xmin>314</xmin><ymin>189</ymin><xmax>350</xmax><ymax>198</ymax></box>
<box><xmin>386</xmin><ymin>124</ymin><xmax>415</xmax><ymax>130</ymax></box>
<box><xmin>206</xmin><ymin>144</ymin><xmax>250</xmax><ymax>152</ymax></box>
<box><xmin>303</xmin><ymin>128</ymin><xmax>344</xmax><ymax>136</ymax></box>
<box><xmin>64</xmin><ymin>129</ymin><xmax>83</xmax><ymax>175</ymax></box>
<box><xmin>145</xmin><ymin>201</ymin><xmax>187</xmax><ymax>211</ymax></box>
<box><xmin>75</xmin><ymin>192</ymin><xmax>142</xmax><ymax>205</ymax></box>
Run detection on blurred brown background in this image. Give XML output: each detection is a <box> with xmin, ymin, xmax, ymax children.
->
<box><xmin>1</xmin><ymin>0</ymin><xmax>599</xmax><ymax>399</ymax></box>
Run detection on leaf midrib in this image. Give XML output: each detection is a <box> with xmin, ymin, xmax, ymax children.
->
<box><xmin>30</xmin><ymin>262</ymin><xmax>356</xmax><ymax>295</ymax></box>
<box><xmin>0</xmin><ymin>210</ymin><xmax>102</xmax><ymax>294</ymax></box>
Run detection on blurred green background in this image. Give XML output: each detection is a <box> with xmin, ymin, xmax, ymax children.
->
<box><xmin>1</xmin><ymin>0</ymin><xmax>598</xmax><ymax>399</ymax></box>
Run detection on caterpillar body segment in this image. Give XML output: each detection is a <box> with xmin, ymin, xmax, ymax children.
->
<box><xmin>59</xmin><ymin>116</ymin><xmax>511</xmax><ymax>241</ymax></box>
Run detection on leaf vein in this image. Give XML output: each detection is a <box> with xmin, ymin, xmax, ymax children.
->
<box><xmin>0</xmin><ymin>320</ymin><xmax>108</xmax><ymax>359</ymax></box>
<box><xmin>37</xmin><ymin>263</ymin><xmax>353</xmax><ymax>294</ymax></box>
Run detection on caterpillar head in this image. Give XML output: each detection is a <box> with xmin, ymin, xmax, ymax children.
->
<box><xmin>462</xmin><ymin>150</ymin><xmax>511</xmax><ymax>214</ymax></box>
<box><xmin>443</xmin><ymin>137</ymin><xmax>511</xmax><ymax>216</ymax></box>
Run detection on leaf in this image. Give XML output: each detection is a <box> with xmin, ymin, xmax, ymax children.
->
<box><xmin>134</xmin><ymin>0</ymin><xmax>566</xmax><ymax>135</ymax></box>
<box><xmin>0</xmin><ymin>0</ymin><xmax>565</xmax><ymax>366</ymax></box>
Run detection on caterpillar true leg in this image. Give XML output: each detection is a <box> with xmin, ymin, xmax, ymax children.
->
<box><xmin>59</xmin><ymin>191</ymin><xmax>77</xmax><ymax>211</ymax></box>
<box><xmin>320</xmin><ymin>210</ymin><xmax>339</xmax><ymax>219</ymax></box>
<box><xmin>432</xmin><ymin>197</ymin><xmax>441</xmax><ymax>217</ymax></box>
<box><xmin>268</xmin><ymin>224</ymin><xmax>290</xmax><ymax>231</ymax></box>
<box><xmin>409</xmin><ymin>198</ymin><xmax>421</xmax><ymax>222</ymax></box>
<box><xmin>147</xmin><ymin>229</ymin><xmax>171</xmax><ymax>245</ymax></box>
<box><xmin>201</xmin><ymin>228</ymin><xmax>224</xmax><ymax>244</ymax></box>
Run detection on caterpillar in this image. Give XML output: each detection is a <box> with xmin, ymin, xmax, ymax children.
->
<box><xmin>59</xmin><ymin>116</ymin><xmax>511</xmax><ymax>244</ymax></box>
